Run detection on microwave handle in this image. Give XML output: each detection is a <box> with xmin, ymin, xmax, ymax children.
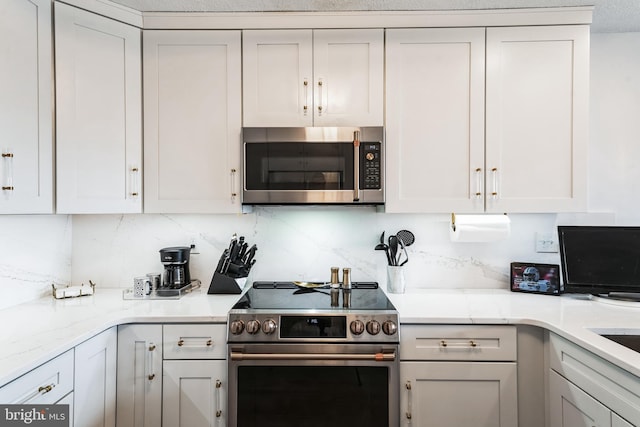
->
<box><xmin>353</xmin><ymin>131</ymin><xmax>360</xmax><ymax>202</ymax></box>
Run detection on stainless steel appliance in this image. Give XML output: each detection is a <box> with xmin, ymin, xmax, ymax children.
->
<box><xmin>242</xmin><ymin>127</ymin><xmax>384</xmax><ymax>205</ymax></box>
<box><xmin>227</xmin><ymin>281</ymin><xmax>399</xmax><ymax>427</ymax></box>
<box><xmin>159</xmin><ymin>246</ymin><xmax>191</xmax><ymax>289</ymax></box>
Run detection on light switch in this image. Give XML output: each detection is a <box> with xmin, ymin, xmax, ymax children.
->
<box><xmin>536</xmin><ymin>232</ymin><xmax>558</xmax><ymax>253</ymax></box>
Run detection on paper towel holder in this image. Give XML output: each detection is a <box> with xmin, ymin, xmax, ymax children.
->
<box><xmin>451</xmin><ymin>212</ymin><xmax>508</xmax><ymax>232</ymax></box>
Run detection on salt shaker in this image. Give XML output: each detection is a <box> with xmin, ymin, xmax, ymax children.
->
<box><xmin>330</xmin><ymin>266</ymin><xmax>340</xmax><ymax>307</ymax></box>
<box><xmin>342</xmin><ymin>268</ymin><xmax>352</xmax><ymax>308</ymax></box>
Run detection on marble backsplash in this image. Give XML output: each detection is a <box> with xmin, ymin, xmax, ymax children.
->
<box><xmin>0</xmin><ymin>215</ymin><xmax>72</xmax><ymax>310</ymax></box>
<box><xmin>70</xmin><ymin>209</ymin><xmax>562</xmax><ymax>292</ymax></box>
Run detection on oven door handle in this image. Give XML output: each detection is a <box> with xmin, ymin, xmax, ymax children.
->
<box><xmin>353</xmin><ymin>131</ymin><xmax>360</xmax><ymax>202</ymax></box>
<box><xmin>230</xmin><ymin>350</ymin><xmax>396</xmax><ymax>362</ymax></box>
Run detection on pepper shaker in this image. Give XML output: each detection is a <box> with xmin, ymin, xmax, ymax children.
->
<box><xmin>342</xmin><ymin>268</ymin><xmax>352</xmax><ymax>308</ymax></box>
<box><xmin>330</xmin><ymin>266</ymin><xmax>340</xmax><ymax>307</ymax></box>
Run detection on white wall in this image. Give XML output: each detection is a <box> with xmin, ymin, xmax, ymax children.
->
<box><xmin>1</xmin><ymin>31</ymin><xmax>639</xmax><ymax>308</ymax></box>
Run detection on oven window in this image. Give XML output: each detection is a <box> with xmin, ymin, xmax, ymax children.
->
<box><xmin>237</xmin><ymin>366</ymin><xmax>389</xmax><ymax>427</ymax></box>
<box><xmin>245</xmin><ymin>143</ymin><xmax>354</xmax><ymax>191</ymax></box>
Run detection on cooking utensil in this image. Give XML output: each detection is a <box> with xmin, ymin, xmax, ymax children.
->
<box><xmin>398</xmin><ymin>239</ymin><xmax>409</xmax><ymax>266</ymax></box>
<box><xmin>293</xmin><ymin>281</ymin><xmax>330</xmax><ymax>289</ymax></box>
<box><xmin>397</xmin><ymin>229</ymin><xmax>415</xmax><ymax>247</ymax></box>
<box><xmin>388</xmin><ymin>235</ymin><xmax>399</xmax><ymax>266</ymax></box>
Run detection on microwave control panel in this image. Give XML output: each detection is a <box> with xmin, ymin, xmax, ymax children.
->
<box><xmin>361</xmin><ymin>142</ymin><xmax>382</xmax><ymax>190</ymax></box>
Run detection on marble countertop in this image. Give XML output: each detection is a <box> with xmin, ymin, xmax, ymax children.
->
<box><xmin>1</xmin><ymin>287</ymin><xmax>640</xmax><ymax>387</ymax></box>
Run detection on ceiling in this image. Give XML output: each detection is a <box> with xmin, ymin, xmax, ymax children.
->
<box><xmin>108</xmin><ymin>0</ymin><xmax>640</xmax><ymax>33</ymax></box>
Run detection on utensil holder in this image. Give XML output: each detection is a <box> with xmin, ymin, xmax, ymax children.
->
<box><xmin>387</xmin><ymin>265</ymin><xmax>405</xmax><ymax>294</ymax></box>
<box><xmin>207</xmin><ymin>272</ymin><xmax>244</xmax><ymax>294</ymax></box>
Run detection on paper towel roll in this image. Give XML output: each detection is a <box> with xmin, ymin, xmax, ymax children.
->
<box><xmin>450</xmin><ymin>214</ymin><xmax>511</xmax><ymax>242</ymax></box>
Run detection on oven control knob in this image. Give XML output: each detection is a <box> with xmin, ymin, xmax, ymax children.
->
<box><xmin>230</xmin><ymin>320</ymin><xmax>245</xmax><ymax>335</ymax></box>
<box><xmin>246</xmin><ymin>319</ymin><xmax>261</xmax><ymax>335</ymax></box>
<box><xmin>366</xmin><ymin>320</ymin><xmax>381</xmax><ymax>335</ymax></box>
<box><xmin>382</xmin><ymin>320</ymin><xmax>398</xmax><ymax>336</ymax></box>
<box><xmin>350</xmin><ymin>319</ymin><xmax>365</xmax><ymax>335</ymax></box>
<box><xmin>262</xmin><ymin>318</ymin><xmax>277</xmax><ymax>335</ymax></box>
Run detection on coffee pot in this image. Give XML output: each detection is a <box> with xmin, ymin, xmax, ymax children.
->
<box><xmin>159</xmin><ymin>246</ymin><xmax>191</xmax><ymax>288</ymax></box>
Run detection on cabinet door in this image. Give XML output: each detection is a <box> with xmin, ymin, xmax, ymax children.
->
<box><xmin>163</xmin><ymin>360</ymin><xmax>226</xmax><ymax>427</ymax></box>
<box><xmin>485</xmin><ymin>25</ymin><xmax>589</xmax><ymax>213</ymax></box>
<box><xmin>116</xmin><ymin>324</ymin><xmax>162</xmax><ymax>427</ymax></box>
<box><xmin>143</xmin><ymin>30</ymin><xmax>241</xmax><ymax>213</ymax></box>
<box><xmin>313</xmin><ymin>29</ymin><xmax>383</xmax><ymax>126</ymax></box>
<box><xmin>243</xmin><ymin>30</ymin><xmax>313</xmax><ymax>127</ymax></box>
<box><xmin>55</xmin><ymin>2</ymin><xmax>142</xmax><ymax>214</ymax></box>
<box><xmin>549</xmin><ymin>370</ymin><xmax>611</xmax><ymax>427</ymax></box>
<box><xmin>385</xmin><ymin>28</ymin><xmax>486</xmax><ymax>213</ymax></box>
<box><xmin>0</xmin><ymin>0</ymin><xmax>53</xmax><ymax>213</ymax></box>
<box><xmin>400</xmin><ymin>361</ymin><xmax>518</xmax><ymax>427</ymax></box>
<box><xmin>612</xmin><ymin>413</ymin><xmax>634</xmax><ymax>427</ymax></box>
<box><xmin>74</xmin><ymin>327</ymin><xmax>117</xmax><ymax>427</ymax></box>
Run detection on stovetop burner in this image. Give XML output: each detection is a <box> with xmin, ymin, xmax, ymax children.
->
<box><xmin>231</xmin><ymin>281</ymin><xmax>395</xmax><ymax>311</ymax></box>
<box><xmin>228</xmin><ymin>280</ymin><xmax>399</xmax><ymax>344</ymax></box>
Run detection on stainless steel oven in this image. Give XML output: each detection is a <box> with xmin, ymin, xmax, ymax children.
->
<box><xmin>227</xmin><ymin>281</ymin><xmax>399</xmax><ymax>427</ymax></box>
<box><xmin>242</xmin><ymin>127</ymin><xmax>384</xmax><ymax>205</ymax></box>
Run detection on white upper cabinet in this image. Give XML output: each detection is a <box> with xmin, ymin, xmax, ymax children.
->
<box><xmin>143</xmin><ymin>30</ymin><xmax>242</xmax><ymax>213</ymax></box>
<box><xmin>0</xmin><ymin>0</ymin><xmax>53</xmax><ymax>214</ymax></box>
<box><xmin>243</xmin><ymin>29</ymin><xmax>383</xmax><ymax>127</ymax></box>
<box><xmin>485</xmin><ymin>25</ymin><xmax>589</xmax><ymax>213</ymax></box>
<box><xmin>385</xmin><ymin>28</ymin><xmax>486</xmax><ymax>213</ymax></box>
<box><xmin>386</xmin><ymin>25</ymin><xmax>589</xmax><ymax>213</ymax></box>
<box><xmin>55</xmin><ymin>2</ymin><xmax>142</xmax><ymax>214</ymax></box>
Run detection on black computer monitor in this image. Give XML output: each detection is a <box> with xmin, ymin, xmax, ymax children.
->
<box><xmin>558</xmin><ymin>226</ymin><xmax>640</xmax><ymax>298</ymax></box>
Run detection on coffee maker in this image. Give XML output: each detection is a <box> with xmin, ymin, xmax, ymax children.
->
<box><xmin>159</xmin><ymin>246</ymin><xmax>191</xmax><ymax>289</ymax></box>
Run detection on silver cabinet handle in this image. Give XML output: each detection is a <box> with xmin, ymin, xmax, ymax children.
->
<box><xmin>230</xmin><ymin>168</ymin><xmax>238</xmax><ymax>199</ymax></box>
<box><xmin>475</xmin><ymin>167</ymin><xmax>482</xmax><ymax>198</ymax></box>
<box><xmin>317</xmin><ymin>78</ymin><xmax>324</xmax><ymax>115</ymax></box>
<box><xmin>215</xmin><ymin>379</ymin><xmax>222</xmax><ymax>420</ymax></box>
<box><xmin>130</xmin><ymin>166</ymin><xmax>140</xmax><ymax>198</ymax></box>
<box><xmin>147</xmin><ymin>342</ymin><xmax>156</xmax><ymax>380</ymax></box>
<box><xmin>17</xmin><ymin>383</ymin><xmax>55</xmax><ymax>404</ymax></box>
<box><xmin>303</xmin><ymin>78</ymin><xmax>309</xmax><ymax>115</ymax></box>
<box><xmin>177</xmin><ymin>337</ymin><xmax>214</xmax><ymax>348</ymax></box>
<box><xmin>405</xmin><ymin>380</ymin><xmax>413</xmax><ymax>425</ymax></box>
<box><xmin>439</xmin><ymin>339</ymin><xmax>480</xmax><ymax>349</ymax></box>
<box><xmin>491</xmin><ymin>167</ymin><xmax>498</xmax><ymax>198</ymax></box>
<box><xmin>2</xmin><ymin>151</ymin><xmax>14</xmax><ymax>191</ymax></box>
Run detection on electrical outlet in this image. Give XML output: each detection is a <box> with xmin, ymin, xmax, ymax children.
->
<box><xmin>189</xmin><ymin>235</ymin><xmax>200</xmax><ymax>255</ymax></box>
<box><xmin>535</xmin><ymin>232</ymin><xmax>558</xmax><ymax>253</ymax></box>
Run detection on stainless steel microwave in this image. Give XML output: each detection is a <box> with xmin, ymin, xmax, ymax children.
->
<box><xmin>242</xmin><ymin>127</ymin><xmax>384</xmax><ymax>205</ymax></box>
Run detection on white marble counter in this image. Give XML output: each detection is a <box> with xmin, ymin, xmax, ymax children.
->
<box><xmin>1</xmin><ymin>288</ymin><xmax>640</xmax><ymax>388</ymax></box>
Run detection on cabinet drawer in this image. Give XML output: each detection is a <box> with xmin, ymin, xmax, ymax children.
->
<box><xmin>163</xmin><ymin>324</ymin><xmax>226</xmax><ymax>360</ymax></box>
<box><xmin>400</xmin><ymin>325</ymin><xmax>517</xmax><ymax>361</ymax></box>
<box><xmin>549</xmin><ymin>333</ymin><xmax>640</xmax><ymax>426</ymax></box>
<box><xmin>0</xmin><ymin>349</ymin><xmax>74</xmax><ymax>404</ymax></box>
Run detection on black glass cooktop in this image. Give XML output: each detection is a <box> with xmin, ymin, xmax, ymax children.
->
<box><xmin>231</xmin><ymin>281</ymin><xmax>396</xmax><ymax>311</ymax></box>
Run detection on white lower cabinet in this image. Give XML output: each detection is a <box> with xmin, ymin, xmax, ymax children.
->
<box><xmin>549</xmin><ymin>370</ymin><xmax>611</xmax><ymax>427</ymax></box>
<box><xmin>116</xmin><ymin>324</ymin><xmax>163</xmax><ymax>427</ymax></box>
<box><xmin>162</xmin><ymin>360</ymin><xmax>226</xmax><ymax>427</ymax></box>
<box><xmin>400</xmin><ymin>325</ymin><xmax>518</xmax><ymax>427</ymax></box>
<box><xmin>116</xmin><ymin>323</ymin><xmax>227</xmax><ymax>427</ymax></box>
<box><xmin>74</xmin><ymin>327</ymin><xmax>117</xmax><ymax>427</ymax></box>
<box><xmin>549</xmin><ymin>333</ymin><xmax>640</xmax><ymax>427</ymax></box>
<box><xmin>0</xmin><ymin>349</ymin><xmax>73</xmax><ymax>404</ymax></box>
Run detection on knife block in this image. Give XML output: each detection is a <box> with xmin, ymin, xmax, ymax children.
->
<box><xmin>207</xmin><ymin>272</ymin><xmax>243</xmax><ymax>294</ymax></box>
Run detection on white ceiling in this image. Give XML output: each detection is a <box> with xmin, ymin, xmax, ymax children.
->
<box><xmin>108</xmin><ymin>0</ymin><xmax>640</xmax><ymax>33</ymax></box>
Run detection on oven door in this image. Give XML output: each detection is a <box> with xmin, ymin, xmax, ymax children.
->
<box><xmin>228</xmin><ymin>343</ymin><xmax>399</xmax><ymax>427</ymax></box>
